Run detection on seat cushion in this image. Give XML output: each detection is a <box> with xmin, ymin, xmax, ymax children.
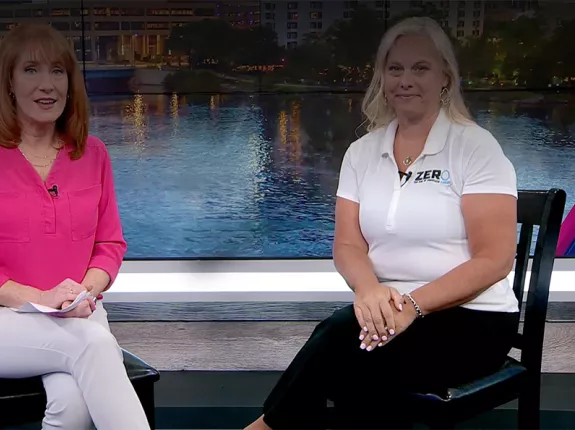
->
<box><xmin>406</xmin><ymin>357</ymin><xmax>527</xmax><ymax>424</ymax></box>
<box><xmin>0</xmin><ymin>349</ymin><xmax>159</xmax><ymax>402</ymax></box>
<box><xmin>123</xmin><ymin>348</ymin><xmax>160</xmax><ymax>383</ymax></box>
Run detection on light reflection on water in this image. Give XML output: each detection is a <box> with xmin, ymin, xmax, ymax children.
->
<box><xmin>89</xmin><ymin>93</ymin><xmax>575</xmax><ymax>259</ymax></box>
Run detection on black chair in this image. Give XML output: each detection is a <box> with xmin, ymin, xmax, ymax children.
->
<box><xmin>406</xmin><ymin>188</ymin><xmax>566</xmax><ymax>429</ymax></box>
<box><xmin>0</xmin><ymin>348</ymin><xmax>160</xmax><ymax>429</ymax></box>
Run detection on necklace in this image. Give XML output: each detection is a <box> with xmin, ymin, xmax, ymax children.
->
<box><xmin>18</xmin><ymin>141</ymin><xmax>62</xmax><ymax>168</ymax></box>
<box><xmin>19</xmin><ymin>149</ymin><xmax>56</xmax><ymax>168</ymax></box>
<box><xmin>403</xmin><ymin>156</ymin><xmax>413</xmax><ymax>166</ymax></box>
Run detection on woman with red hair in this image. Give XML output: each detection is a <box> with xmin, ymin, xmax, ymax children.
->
<box><xmin>0</xmin><ymin>23</ymin><xmax>150</xmax><ymax>430</ymax></box>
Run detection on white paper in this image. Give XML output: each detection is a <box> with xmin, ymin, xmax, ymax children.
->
<box><xmin>11</xmin><ymin>291</ymin><xmax>91</xmax><ymax>314</ymax></box>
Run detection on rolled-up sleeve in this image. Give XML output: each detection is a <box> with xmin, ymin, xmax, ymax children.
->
<box><xmin>88</xmin><ymin>145</ymin><xmax>127</xmax><ymax>289</ymax></box>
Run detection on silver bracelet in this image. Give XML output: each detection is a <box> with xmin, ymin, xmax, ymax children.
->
<box><xmin>403</xmin><ymin>293</ymin><xmax>424</xmax><ymax>318</ymax></box>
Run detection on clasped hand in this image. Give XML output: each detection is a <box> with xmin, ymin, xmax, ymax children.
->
<box><xmin>353</xmin><ymin>284</ymin><xmax>417</xmax><ymax>351</ymax></box>
<box><xmin>38</xmin><ymin>278</ymin><xmax>96</xmax><ymax>318</ymax></box>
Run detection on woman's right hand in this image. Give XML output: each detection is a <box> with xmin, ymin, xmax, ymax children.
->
<box><xmin>38</xmin><ymin>278</ymin><xmax>85</xmax><ymax>310</ymax></box>
<box><xmin>354</xmin><ymin>283</ymin><xmax>403</xmax><ymax>350</ymax></box>
<box><xmin>58</xmin><ymin>299</ymin><xmax>94</xmax><ymax>319</ymax></box>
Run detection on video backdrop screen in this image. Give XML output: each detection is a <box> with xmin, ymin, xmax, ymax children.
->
<box><xmin>2</xmin><ymin>0</ymin><xmax>574</xmax><ymax>259</ymax></box>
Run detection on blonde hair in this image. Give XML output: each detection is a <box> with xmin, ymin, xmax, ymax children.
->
<box><xmin>361</xmin><ymin>16</ymin><xmax>473</xmax><ymax>132</ymax></box>
<box><xmin>0</xmin><ymin>23</ymin><xmax>89</xmax><ymax>159</ymax></box>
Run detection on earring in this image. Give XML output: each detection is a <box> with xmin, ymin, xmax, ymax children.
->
<box><xmin>440</xmin><ymin>87</ymin><xmax>450</xmax><ymax>106</ymax></box>
<box><xmin>9</xmin><ymin>91</ymin><xmax>14</xmax><ymax>99</ymax></box>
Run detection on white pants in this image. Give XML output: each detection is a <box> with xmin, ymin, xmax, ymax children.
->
<box><xmin>0</xmin><ymin>302</ymin><xmax>151</xmax><ymax>430</ymax></box>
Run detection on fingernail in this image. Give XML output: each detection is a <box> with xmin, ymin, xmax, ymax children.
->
<box><xmin>359</xmin><ymin>334</ymin><xmax>364</xmax><ymax>341</ymax></box>
<box><xmin>366</xmin><ymin>345</ymin><xmax>372</xmax><ymax>351</ymax></box>
<box><xmin>389</xmin><ymin>329</ymin><xmax>395</xmax><ymax>335</ymax></box>
<box><xmin>363</xmin><ymin>326</ymin><xmax>368</xmax><ymax>332</ymax></box>
<box><xmin>372</xmin><ymin>334</ymin><xmax>378</xmax><ymax>341</ymax></box>
<box><xmin>360</xmin><ymin>343</ymin><xmax>366</xmax><ymax>349</ymax></box>
<box><xmin>382</xmin><ymin>336</ymin><xmax>388</xmax><ymax>341</ymax></box>
<box><xmin>378</xmin><ymin>342</ymin><xmax>383</xmax><ymax>347</ymax></box>
<box><xmin>399</xmin><ymin>304</ymin><xmax>403</xmax><ymax>311</ymax></box>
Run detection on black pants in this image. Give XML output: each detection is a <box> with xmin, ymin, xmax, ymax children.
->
<box><xmin>262</xmin><ymin>304</ymin><xmax>519</xmax><ymax>430</ymax></box>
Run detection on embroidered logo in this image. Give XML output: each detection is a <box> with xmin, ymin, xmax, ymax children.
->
<box><xmin>413</xmin><ymin>169</ymin><xmax>452</xmax><ymax>186</ymax></box>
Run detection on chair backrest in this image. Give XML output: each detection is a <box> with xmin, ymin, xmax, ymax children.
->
<box><xmin>513</xmin><ymin>189</ymin><xmax>566</xmax><ymax>374</ymax></box>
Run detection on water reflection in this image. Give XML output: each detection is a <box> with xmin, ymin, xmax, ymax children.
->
<box><xmin>89</xmin><ymin>93</ymin><xmax>575</xmax><ymax>258</ymax></box>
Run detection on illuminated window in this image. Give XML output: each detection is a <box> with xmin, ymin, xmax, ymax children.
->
<box><xmin>146</xmin><ymin>23</ymin><xmax>170</xmax><ymax>30</ymax></box>
<box><xmin>71</xmin><ymin>8</ymin><xmax>89</xmax><ymax>16</ymax></box>
<box><xmin>147</xmin><ymin>9</ymin><xmax>170</xmax><ymax>16</ymax></box>
<box><xmin>171</xmin><ymin>9</ymin><xmax>195</xmax><ymax>16</ymax></box>
<box><xmin>51</xmin><ymin>9</ymin><xmax>70</xmax><ymax>17</ymax></box>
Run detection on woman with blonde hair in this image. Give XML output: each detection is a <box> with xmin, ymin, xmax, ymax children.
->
<box><xmin>246</xmin><ymin>16</ymin><xmax>520</xmax><ymax>429</ymax></box>
<box><xmin>0</xmin><ymin>23</ymin><xmax>150</xmax><ymax>429</ymax></box>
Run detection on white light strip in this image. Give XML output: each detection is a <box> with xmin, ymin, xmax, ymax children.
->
<box><xmin>102</xmin><ymin>259</ymin><xmax>575</xmax><ymax>303</ymax></box>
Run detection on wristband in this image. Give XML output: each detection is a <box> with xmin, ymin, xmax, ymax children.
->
<box><xmin>403</xmin><ymin>293</ymin><xmax>423</xmax><ymax>318</ymax></box>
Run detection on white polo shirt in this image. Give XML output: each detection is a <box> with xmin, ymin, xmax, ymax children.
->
<box><xmin>336</xmin><ymin>108</ymin><xmax>519</xmax><ymax>313</ymax></box>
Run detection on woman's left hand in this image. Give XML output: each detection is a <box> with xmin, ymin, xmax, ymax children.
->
<box><xmin>359</xmin><ymin>298</ymin><xmax>418</xmax><ymax>351</ymax></box>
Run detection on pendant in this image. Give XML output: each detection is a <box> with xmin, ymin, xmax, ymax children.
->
<box><xmin>403</xmin><ymin>156</ymin><xmax>413</xmax><ymax>166</ymax></box>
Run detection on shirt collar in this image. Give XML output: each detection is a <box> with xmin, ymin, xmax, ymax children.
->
<box><xmin>380</xmin><ymin>108</ymin><xmax>452</xmax><ymax>157</ymax></box>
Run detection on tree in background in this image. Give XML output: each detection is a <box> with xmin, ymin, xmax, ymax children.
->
<box><xmin>281</xmin><ymin>33</ymin><xmax>332</xmax><ymax>82</ymax></box>
<box><xmin>325</xmin><ymin>6</ymin><xmax>385</xmax><ymax>77</ymax></box>
<box><xmin>281</xmin><ymin>2</ymin><xmax>452</xmax><ymax>86</ymax></box>
<box><xmin>387</xmin><ymin>2</ymin><xmax>452</xmax><ymax>41</ymax></box>
<box><xmin>457</xmin><ymin>14</ymin><xmax>563</xmax><ymax>88</ymax></box>
<box><xmin>164</xmin><ymin>6</ymin><xmax>574</xmax><ymax>91</ymax></box>
<box><xmin>545</xmin><ymin>19</ymin><xmax>575</xmax><ymax>85</ymax></box>
<box><xmin>457</xmin><ymin>36</ymin><xmax>498</xmax><ymax>85</ymax></box>
<box><xmin>166</xmin><ymin>19</ymin><xmax>281</xmax><ymax>71</ymax></box>
<box><xmin>234</xmin><ymin>25</ymin><xmax>283</xmax><ymax>66</ymax></box>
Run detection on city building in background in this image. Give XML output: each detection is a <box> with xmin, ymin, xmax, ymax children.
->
<box><xmin>0</xmin><ymin>0</ymin><xmax>260</xmax><ymax>65</ymax></box>
<box><xmin>261</xmin><ymin>0</ymin><xmax>485</xmax><ymax>48</ymax></box>
<box><xmin>0</xmin><ymin>0</ymin><xmax>486</xmax><ymax>63</ymax></box>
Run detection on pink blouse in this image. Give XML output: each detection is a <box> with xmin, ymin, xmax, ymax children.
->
<box><xmin>0</xmin><ymin>136</ymin><xmax>127</xmax><ymax>292</ymax></box>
